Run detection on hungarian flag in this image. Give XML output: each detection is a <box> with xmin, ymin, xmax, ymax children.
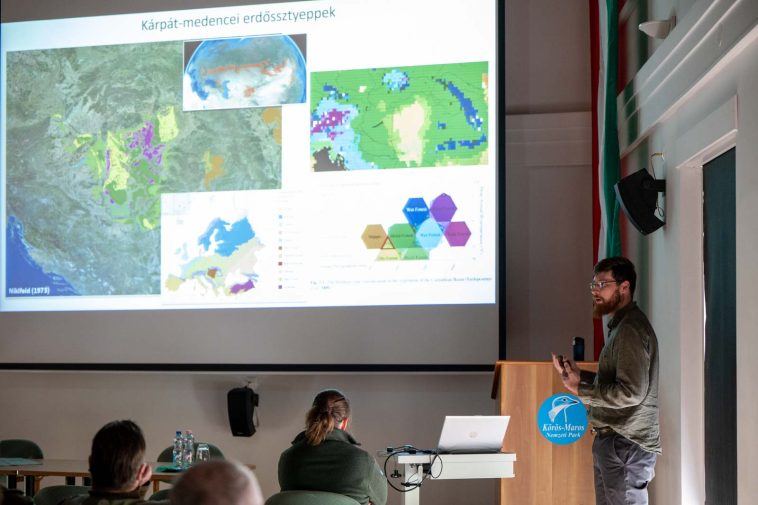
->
<box><xmin>590</xmin><ymin>0</ymin><xmax>622</xmax><ymax>358</ymax></box>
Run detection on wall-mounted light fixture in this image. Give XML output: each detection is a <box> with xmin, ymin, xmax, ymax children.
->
<box><xmin>639</xmin><ymin>16</ymin><xmax>676</xmax><ymax>39</ymax></box>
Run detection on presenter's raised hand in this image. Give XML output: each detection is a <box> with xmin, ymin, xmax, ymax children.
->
<box><xmin>551</xmin><ymin>353</ymin><xmax>566</xmax><ymax>376</ymax></box>
<box><xmin>560</xmin><ymin>359</ymin><xmax>581</xmax><ymax>395</ymax></box>
<box><xmin>552</xmin><ymin>353</ymin><xmax>580</xmax><ymax>394</ymax></box>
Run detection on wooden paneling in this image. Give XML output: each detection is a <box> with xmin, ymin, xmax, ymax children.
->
<box><xmin>494</xmin><ymin>361</ymin><xmax>597</xmax><ymax>505</ymax></box>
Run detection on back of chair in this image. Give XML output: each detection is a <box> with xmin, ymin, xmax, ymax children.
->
<box><xmin>203</xmin><ymin>443</ymin><xmax>224</xmax><ymax>460</ymax></box>
<box><xmin>265</xmin><ymin>491</ymin><xmax>361</xmax><ymax>505</ymax></box>
<box><xmin>0</xmin><ymin>439</ymin><xmax>44</xmax><ymax>459</ymax></box>
<box><xmin>0</xmin><ymin>439</ymin><xmax>44</xmax><ymax>490</ymax></box>
<box><xmin>33</xmin><ymin>485</ymin><xmax>89</xmax><ymax>505</ymax></box>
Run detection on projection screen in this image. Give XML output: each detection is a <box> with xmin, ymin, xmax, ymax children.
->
<box><xmin>0</xmin><ymin>0</ymin><xmax>504</xmax><ymax>369</ymax></box>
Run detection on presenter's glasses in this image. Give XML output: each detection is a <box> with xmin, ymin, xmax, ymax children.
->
<box><xmin>589</xmin><ymin>280</ymin><xmax>619</xmax><ymax>290</ymax></box>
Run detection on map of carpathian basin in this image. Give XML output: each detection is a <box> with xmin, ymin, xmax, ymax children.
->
<box><xmin>310</xmin><ymin>61</ymin><xmax>488</xmax><ymax>171</ymax></box>
<box><xmin>5</xmin><ymin>42</ymin><xmax>282</xmax><ymax>297</ymax></box>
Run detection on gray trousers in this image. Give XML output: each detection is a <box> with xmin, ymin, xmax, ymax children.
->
<box><xmin>592</xmin><ymin>432</ymin><xmax>657</xmax><ymax>505</ymax></box>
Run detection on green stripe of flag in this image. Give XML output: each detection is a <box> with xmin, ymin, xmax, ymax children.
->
<box><xmin>601</xmin><ymin>0</ymin><xmax>621</xmax><ymax>259</ymax></box>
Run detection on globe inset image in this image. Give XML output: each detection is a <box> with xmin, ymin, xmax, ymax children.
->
<box><xmin>184</xmin><ymin>35</ymin><xmax>306</xmax><ymax>110</ymax></box>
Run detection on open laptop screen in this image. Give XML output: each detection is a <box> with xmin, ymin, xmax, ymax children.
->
<box><xmin>437</xmin><ymin>415</ymin><xmax>510</xmax><ymax>453</ymax></box>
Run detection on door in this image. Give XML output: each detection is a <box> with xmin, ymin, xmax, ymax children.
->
<box><xmin>702</xmin><ymin>147</ymin><xmax>736</xmax><ymax>505</ymax></box>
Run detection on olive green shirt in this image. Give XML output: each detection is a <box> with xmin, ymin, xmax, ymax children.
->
<box><xmin>278</xmin><ymin>429</ymin><xmax>387</xmax><ymax>505</ymax></box>
<box><xmin>578</xmin><ymin>302</ymin><xmax>661</xmax><ymax>454</ymax></box>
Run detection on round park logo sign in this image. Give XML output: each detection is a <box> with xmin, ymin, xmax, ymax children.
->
<box><xmin>537</xmin><ymin>393</ymin><xmax>588</xmax><ymax>445</ymax></box>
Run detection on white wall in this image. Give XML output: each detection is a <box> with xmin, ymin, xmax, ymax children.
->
<box><xmin>616</xmin><ymin>0</ymin><xmax>758</xmax><ymax>503</ymax></box>
<box><xmin>0</xmin><ymin>371</ymin><xmax>500</xmax><ymax>504</ymax></box>
<box><xmin>504</xmin><ymin>0</ymin><xmax>594</xmax><ymax>362</ymax></box>
<box><xmin>505</xmin><ymin>0</ymin><xmax>590</xmax><ymax>114</ymax></box>
<box><xmin>735</xmin><ymin>43</ymin><xmax>758</xmax><ymax>505</ymax></box>
<box><xmin>505</xmin><ymin>112</ymin><xmax>594</xmax><ymax>361</ymax></box>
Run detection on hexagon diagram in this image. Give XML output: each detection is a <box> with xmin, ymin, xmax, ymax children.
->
<box><xmin>361</xmin><ymin>224</ymin><xmax>387</xmax><ymax>249</ymax></box>
<box><xmin>429</xmin><ymin>193</ymin><xmax>457</xmax><ymax>225</ymax></box>
<box><xmin>402</xmin><ymin>198</ymin><xmax>430</xmax><ymax>228</ymax></box>
<box><xmin>444</xmin><ymin>221</ymin><xmax>471</xmax><ymax>246</ymax></box>
<box><xmin>361</xmin><ymin>193</ymin><xmax>470</xmax><ymax>260</ymax></box>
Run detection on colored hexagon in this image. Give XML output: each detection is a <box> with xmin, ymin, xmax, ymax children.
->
<box><xmin>402</xmin><ymin>247</ymin><xmax>430</xmax><ymax>260</ymax></box>
<box><xmin>444</xmin><ymin>221</ymin><xmax>471</xmax><ymax>246</ymax></box>
<box><xmin>387</xmin><ymin>223</ymin><xmax>417</xmax><ymax>249</ymax></box>
<box><xmin>361</xmin><ymin>224</ymin><xmax>387</xmax><ymax>249</ymax></box>
<box><xmin>416</xmin><ymin>218</ymin><xmax>444</xmax><ymax>250</ymax></box>
<box><xmin>429</xmin><ymin>193</ymin><xmax>457</xmax><ymax>224</ymax></box>
<box><xmin>402</xmin><ymin>197</ymin><xmax>429</xmax><ymax>229</ymax></box>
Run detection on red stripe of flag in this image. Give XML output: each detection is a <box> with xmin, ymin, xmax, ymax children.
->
<box><xmin>589</xmin><ymin>0</ymin><xmax>604</xmax><ymax>359</ymax></box>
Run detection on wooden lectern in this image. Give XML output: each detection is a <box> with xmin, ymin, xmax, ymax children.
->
<box><xmin>492</xmin><ymin>361</ymin><xmax>598</xmax><ymax>505</ymax></box>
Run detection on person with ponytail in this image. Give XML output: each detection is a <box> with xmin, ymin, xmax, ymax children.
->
<box><xmin>277</xmin><ymin>389</ymin><xmax>387</xmax><ymax>505</ymax></box>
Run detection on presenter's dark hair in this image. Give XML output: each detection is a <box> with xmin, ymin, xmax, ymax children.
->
<box><xmin>89</xmin><ymin>419</ymin><xmax>145</xmax><ymax>490</ymax></box>
<box><xmin>304</xmin><ymin>389</ymin><xmax>350</xmax><ymax>446</ymax></box>
<box><xmin>594</xmin><ymin>256</ymin><xmax>637</xmax><ymax>297</ymax></box>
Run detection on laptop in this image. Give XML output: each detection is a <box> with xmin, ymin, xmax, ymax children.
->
<box><xmin>436</xmin><ymin>415</ymin><xmax>510</xmax><ymax>453</ymax></box>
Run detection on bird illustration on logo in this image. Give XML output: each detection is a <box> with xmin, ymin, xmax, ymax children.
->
<box><xmin>548</xmin><ymin>395</ymin><xmax>580</xmax><ymax>423</ymax></box>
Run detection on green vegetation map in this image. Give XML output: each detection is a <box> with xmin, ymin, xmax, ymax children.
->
<box><xmin>6</xmin><ymin>42</ymin><xmax>282</xmax><ymax>296</ymax></box>
<box><xmin>310</xmin><ymin>61</ymin><xmax>488</xmax><ymax>171</ymax></box>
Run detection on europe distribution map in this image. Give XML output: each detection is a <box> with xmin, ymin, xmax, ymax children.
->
<box><xmin>163</xmin><ymin>215</ymin><xmax>265</xmax><ymax>298</ymax></box>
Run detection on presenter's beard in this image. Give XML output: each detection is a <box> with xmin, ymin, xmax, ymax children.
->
<box><xmin>592</xmin><ymin>289</ymin><xmax>621</xmax><ymax>319</ymax></box>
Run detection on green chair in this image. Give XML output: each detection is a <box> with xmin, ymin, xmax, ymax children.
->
<box><xmin>264</xmin><ymin>491</ymin><xmax>361</xmax><ymax>505</ymax></box>
<box><xmin>32</xmin><ymin>485</ymin><xmax>89</xmax><ymax>505</ymax></box>
<box><xmin>0</xmin><ymin>439</ymin><xmax>43</xmax><ymax>459</ymax></box>
<box><xmin>0</xmin><ymin>439</ymin><xmax>44</xmax><ymax>493</ymax></box>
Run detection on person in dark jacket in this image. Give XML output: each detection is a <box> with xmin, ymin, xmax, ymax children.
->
<box><xmin>277</xmin><ymin>389</ymin><xmax>387</xmax><ymax>505</ymax></box>
<box><xmin>61</xmin><ymin>420</ymin><xmax>165</xmax><ymax>505</ymax></box>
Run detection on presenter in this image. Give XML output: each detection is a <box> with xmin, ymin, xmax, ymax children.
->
<box><xmin>552</xmin><ymin>256</ymin><xmax>660</xmax><ymax>505</ymax></box>
<box><xmin>276</xmin><ymin>389</ymin><xmax>387</xmax><ymax>505</ymax></box>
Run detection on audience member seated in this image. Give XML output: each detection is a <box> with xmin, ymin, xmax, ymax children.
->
<box><xmin>276</xmin><ymin>389</ymin><xmax>387</xmax><ymax>505</ymax></box>
<box><xmin>171</xmin><ymin>460</ymin><xmax>263</xmax><ymax>505</ymax></box>
<box><xmin>60</xmin><ymin>420</ymin><xmax>165</xmax><ymax>505</ymax></box>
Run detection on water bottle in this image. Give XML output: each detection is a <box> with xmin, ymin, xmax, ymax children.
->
<box><xmin>172</xmin><ymin>431</ymin><xmax>183</xmax><ymax>468</ymax></box>
<box><xmin>183</xmin><ymin>430</ymin><xmax>194</xmax><ymax>468</ymax></box>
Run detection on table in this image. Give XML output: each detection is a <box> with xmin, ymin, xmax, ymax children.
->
<box><xmin>0</xmin><ymin>459</ymin><xmax>255</xmax><ymax>497</ymax></box>
<box><xmin>386</xmin><ymin>452</ymin><xmax>517</xmax><ymax>505</ymax></box>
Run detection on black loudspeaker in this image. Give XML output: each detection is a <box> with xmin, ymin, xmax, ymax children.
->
<box><xmin>227</xmin><ymin>387</ymin><xmax>259</xmax><ymax>437</ymax></box>
<box><xmin>614</xmin><ymin>168</ymin><xmax>666</xmax><ymax>235</ymax></box>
